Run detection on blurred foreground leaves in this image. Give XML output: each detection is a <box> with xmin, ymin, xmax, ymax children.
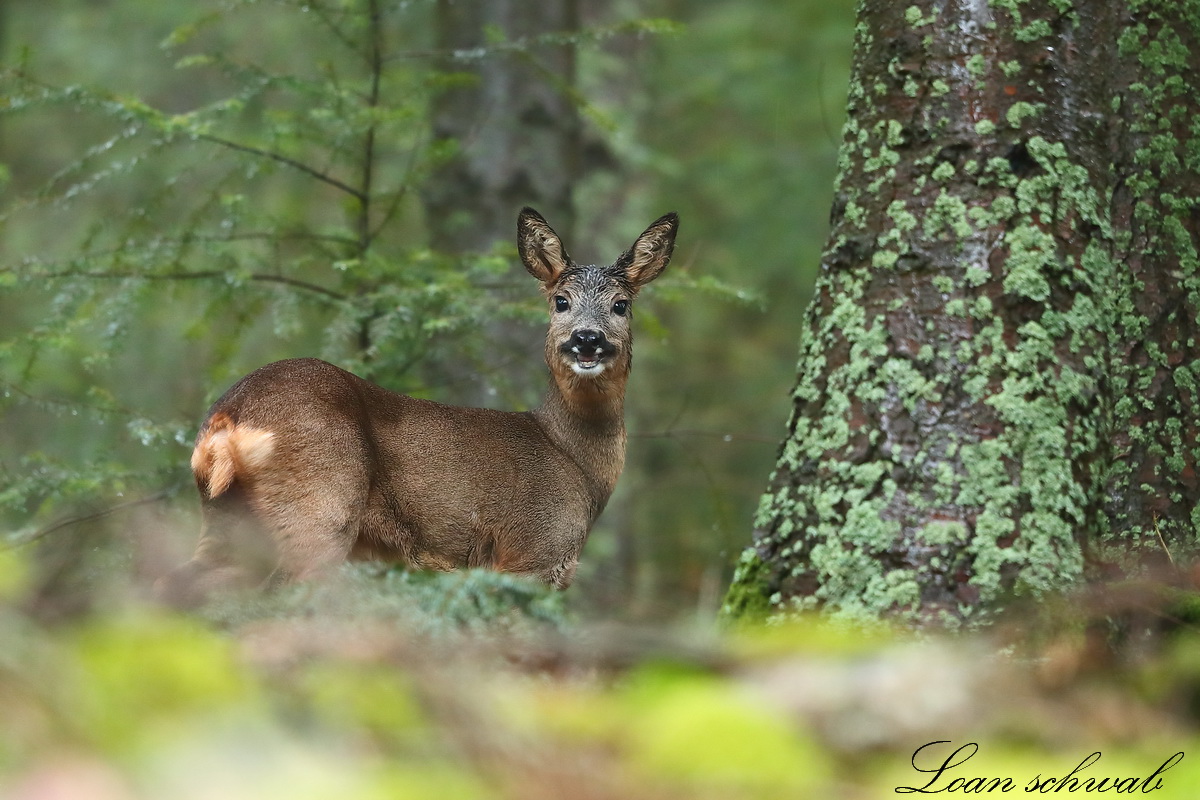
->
<box><xmin>1</xmin><ymin>550</ymin><xmax>1200</xmax><ymax>799</ymax></box>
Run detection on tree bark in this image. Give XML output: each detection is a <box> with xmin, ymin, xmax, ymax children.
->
<box><xmin>724</xmin><ymin>0</ymin><xmax>1200</xmax><ymax>626</ymax></box>
<box><xmin>419</xmin><ymin>0</ymin><xmax>584</xmax><ymax>410</ymax></box>
<box><xmin>423</xmin><ymin>0</ymin><xmax>582</xmax><ymax>251</ymax></box>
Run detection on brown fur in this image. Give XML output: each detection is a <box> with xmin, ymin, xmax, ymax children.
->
<box><xmin>156</xmin><ymin>208</ymin><xmax>678</xmax><ymax>607</ymax></box>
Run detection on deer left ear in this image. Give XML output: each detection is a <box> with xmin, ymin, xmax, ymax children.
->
<box><xmin>617</xmin><ymin>212</ymin><xmax>678</xmax><ymax>290</ymax></box>
<box><xmin>517</xmin><ymin>207</ymin><xmax>572</xmax><ymax>285</ymax></box>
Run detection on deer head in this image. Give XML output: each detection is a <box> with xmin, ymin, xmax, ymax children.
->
<box><xmin>517</xmin><ymin>208</ymin><xmax>678</xmax><ymax>400</ymax></box>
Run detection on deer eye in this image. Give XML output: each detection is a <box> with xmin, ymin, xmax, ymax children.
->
<box><xmin>554</xmin><ymin>296</ymin><xmax>570</xmax><ymax>313</ymax></box>
<box><xmin>612</xmin><ymin>299</ymin><xmax>629</xmax><ymax>316</ymax></box>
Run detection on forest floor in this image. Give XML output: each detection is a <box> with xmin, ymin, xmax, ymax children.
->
<box><xmin>0</xmin><ymin>555</ymin><xmax>1198</xmax><ymax>799</ymax></box>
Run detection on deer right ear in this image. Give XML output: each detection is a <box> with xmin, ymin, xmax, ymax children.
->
<box><xmin>517</xmin><ymin>207</ymin><xmax>571</xmax><ymax>285</ymax></box>
<box><xmin>617</xmin><ymin>212</ymin><xmax>678</xmax><ymax>290</ymax></box>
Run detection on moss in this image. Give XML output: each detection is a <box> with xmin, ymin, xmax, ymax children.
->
<box><xmin>1015</xmin><ymin>19</ymin><xmax>1053</xmax><ymax>42</ymax></box>
<box><xmin>1005</xmin><ymin>101</ymin><xmax>1042</xmax><ymax>128</ymax></box>
<box><xmin>931</xmin><ymin>161</ymin><xmax>955</xmax><ymax>182</ymax></box>
<box><xmin>720</xmin><ymin>549</ymin><xmax>775</xmax><ymax>624</ymax></box>
<box><xmin>872</xmin><ymin>250</ymin><xmax>899</xmax><ymax>268</ymax></box>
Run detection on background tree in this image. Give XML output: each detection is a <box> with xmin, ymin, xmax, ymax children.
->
<box><xmin>725</xmin><ymin>0</ymin><xmax>1200</xmax><ymax>625</ymax></box>
<box><xmin>423</xmin><ymin>0</ymin><xmax>583</xmax><ymax>253</ymax></box>
<box><xmin>418</xmin><ymin>0</ymin><xmax>587</xmax><ymax>414</ymax></box>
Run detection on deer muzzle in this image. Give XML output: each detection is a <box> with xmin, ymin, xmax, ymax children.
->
<box><xmin>561</xmin><ymin>329</ymin><xmax>618</xmax><ymax>375</ymax></box>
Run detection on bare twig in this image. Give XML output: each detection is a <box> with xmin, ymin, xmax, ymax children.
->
<box><xmin>4</xmin><ymin>487</ymin><xmax>181</xmax><ymax>551</ymax></box>
<box><xmin>197</xmin><ymin>133</ymin><xmax>366</xmax><ymax>201</ymax></box>
<box><xmin>1153</xmin><ymin>513</ymin><xmax>1175</xmax><ymax>566</ymax></box>
<box><xmin>630</xmin><ymin>429</ymin><xmax>777</xmax><ymax>444</ymax></box>
<box><xmin>17</xmin><ymin>268</ymin><xmax>348</xmax><ymax>302</ymax></box>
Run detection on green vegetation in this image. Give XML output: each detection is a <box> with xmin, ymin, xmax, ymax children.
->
<box><xmin>4</xmin><ymin>545</ymin><xmax>1200</xmax><ymax>798</ymax></box>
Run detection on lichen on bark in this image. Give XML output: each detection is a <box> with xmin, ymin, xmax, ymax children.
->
<box><xmin>725</xmin><ymin>0</ymin><xmax>1200</xmax><ymax>626</ymax></box>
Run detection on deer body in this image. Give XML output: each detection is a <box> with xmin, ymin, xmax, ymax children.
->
<box><xmin>159</xmin><ymin>208</ymin><xmax>677</xmax><ymax>606</ymax></box>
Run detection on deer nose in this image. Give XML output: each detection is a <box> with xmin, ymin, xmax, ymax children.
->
<box><xmin>570</xmin><ymin>329</ymin><xmax>605</xmax><ymax>352</ymax></box>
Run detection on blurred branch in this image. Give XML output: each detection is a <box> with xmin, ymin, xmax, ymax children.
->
<box><xmin>386</xmin><ymin>19</ymin><xmax>684</xmax><ymax>63</ymax></box>
<box><xmin>196</xmin><ymin>132</ymin><xmax>366</xmax><ymax>202</ymax></box>
<box><xmin>3</xmin><ymin>486</ymin><xmax>182</xmax><ymax>550</ymax></box>
<box><xmin>0</xmin><ymin>382</ymin><xmax>146</xmax><ymax>426</ymax></box>
<box><xmin>13</xmin><ymin>267</ymin><xmax>349</xmax><ymax>302</ymax></box>
<box><xmin>631</xmin><ymin>429</ymin><xmax>777</xmax><ymax>444</ymax></box>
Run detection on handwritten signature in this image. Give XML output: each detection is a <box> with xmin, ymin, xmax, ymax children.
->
<box><xmin>895</xmin><ymin>741</ymin><xmax>1184</xmax><ymax>794</ymax></box>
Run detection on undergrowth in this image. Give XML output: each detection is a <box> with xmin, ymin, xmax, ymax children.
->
<box><xmin>3</xmin><ymin>545</ymin><xmax>1200</xmax><ymax>799</ymax></box>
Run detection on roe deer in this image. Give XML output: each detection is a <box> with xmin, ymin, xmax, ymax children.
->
<box><xmin>157</xmin><ymin>207</ymin><xmax>678</xmax><ymax>607</ymax></box>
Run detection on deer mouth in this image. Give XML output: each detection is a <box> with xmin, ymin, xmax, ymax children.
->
<box><xmin>561</xmin><ymin>340</ymin><xmax>617</xmax><ymax>376</ymax></box>
<box><xmin>574</xmin><ymin>354</ymin><xmax>605</xmax><ymax>373</ymax></box>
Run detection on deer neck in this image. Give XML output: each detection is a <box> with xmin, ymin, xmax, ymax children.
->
<box><xmin>533</xmin><ymin>370</ymin><xmax>628</xmax><ymax>507</ymax></box>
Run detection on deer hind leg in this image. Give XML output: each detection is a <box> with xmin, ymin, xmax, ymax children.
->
<box><xmin>249</xmin><ymin>471</ymin><xmax>367</xmax><ymax>589</ymax></box>
<box><xmin>260</xmin><ymin>518</ymin><xmax>359</xmax><ymax>589</ymax></box>
<box><xmin>155</xmin><ymin>488</ymin><xmax>266</xmax><ymax>608</ymax></box>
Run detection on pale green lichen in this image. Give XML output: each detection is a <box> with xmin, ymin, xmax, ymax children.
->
<box><xmin>1005</xmin><ymin>101</ymin><xmax>1042</xmax><ymax>128</ymax></box>
<box><xmin>1015</xmin><ymin>19</ymin><xmax>1053</xmax><ymax>42</ymax></box>
<box><xmin>975</xmin><ymin>119</ymin><xmax>997</xmax><ymax>136</ymax></box>
<box><xmin>923</xmin><ymin>192</ymin><xmax>973</xmax><ymax>239</ymax></box>
<box><xmin>872</xmin><ymin>250</ymin><xmax>899</xmax><ymax>268</ymax></box>
<box><xmin>931</xmin><ymin>162</ymin><xmax>956</xmax><ymax>182</ymax></box>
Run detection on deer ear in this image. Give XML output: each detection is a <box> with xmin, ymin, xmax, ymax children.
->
<box><xmin>617</xmin><ymin>212</ymin><xmax>678</xmax><ymax>290</ymax></box>
<box><xmin>517</xmin><ymin>207</ymin><xmax>571</xmax><ymax>284</ymax></box>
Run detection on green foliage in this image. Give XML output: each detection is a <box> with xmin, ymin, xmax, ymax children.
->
<box><xmin>200</xmin><ymin>563</ymin><xmax>571</xmax><ymax>638</ymax></box>
<box><xmin>1</xmin><ymin>1</ymin><xmax>450</xmax><ymax>527</ymax></box>
<box><xmin>71</xmin><ymin>613</ymin><xmax>256</xmax><ymax>754</ymax></box>
<box><xmin>2</xmin><ymin>546</ymin><xmax>1200</xmax><ymax>799</ymax></box>
<box><xmin>620</xmin><ymin>666</ymin><xmax>831</xmax><ymax>798</ymax></box>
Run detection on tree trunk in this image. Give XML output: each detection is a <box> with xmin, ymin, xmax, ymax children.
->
<box><xmin>419</xmin><ymin>0</ymin><xmax>584</xmax><ymax>410</ymax></box>
<box><xmin>724</xmin><ymin>0</ymin><xmax>1200</xmax><ymax>626</ymax></box>
<box><xmin>423</xmin><ymin>0</ymin><xmax>582</xmax><ymax>251</ymax></box>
